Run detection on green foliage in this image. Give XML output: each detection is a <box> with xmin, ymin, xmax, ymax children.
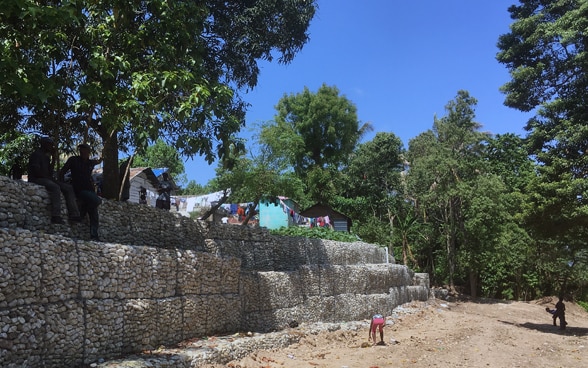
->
<box><xmin>261</xmin><ymin>84</ymin><xmax>370</xmax><ymax>203</ymax></box>
<box><xmin>578</xmin><ymin>301</ymin><xmax>588</xmax><ymax>313</ymax></box>
<box><xmin>213</xmin><ymin>134</ymin><xmax>309</xmax><ymax>225</ymax></box>
<box><xmin>179</xmin><ymin>180</ymin><xmax>209</xmax><ymax>196</ymax></box>
<box><xmin>342</xmin><ymin>132</ymin><xmax>405</xmax><ymax>208</ymax></box>
<box><xmin>132</xmin><ymin>139</ymin><xmax>186</xmax><ymax>185</ymax></box>
<box><xmin>406</xmin><ymin>90</ymin><xmax>491</xmax><ymax>291</ymax></box>
<box><xmin>497</xmin><ymin>1</ymin><xmax>588</xmax><ymax>298</ymax></box>
<box><xmin>348</xmin><ymin>213</ymin><xmax>389</xmax><ymax>246</ymax></box>
<box><xmin>330</xmin><ymin>131</ymin><xmax>407</xmax><ymax>251</ymax></box>
<box><xmin>484</xmin><ymin>134</ymin><xmax>536</xmax><ymax>192</ymax></box>
<box><xmin>270</xmin><ymin>226</ymin><xmax>359</xmax><ymax>243</ymax></box>
<box><xmin>0</xmin><ymin>132</ymin><xmax>35</xmax><ymax>177</ymax></box>
<box><xmin>1</xmin><ymin>0</ymin><xmax>317</xmax><ymax>198</ymax></box>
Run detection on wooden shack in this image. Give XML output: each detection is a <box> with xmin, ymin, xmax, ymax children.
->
<box><xmin>299</xmin><ymin>203</ymin><xmax>352</xmax><ymax>232</ymax></box>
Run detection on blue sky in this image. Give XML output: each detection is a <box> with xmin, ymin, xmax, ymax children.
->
<box><xmin>184</xmin><ymin>0</ymin><xmax>533</xmax><ymax>185</ymax></box>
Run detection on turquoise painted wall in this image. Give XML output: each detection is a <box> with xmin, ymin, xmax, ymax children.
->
<box><xmin>258</xmin><ymin>198</ymin><xmax>298</xmax><ymax>230</ymax></box>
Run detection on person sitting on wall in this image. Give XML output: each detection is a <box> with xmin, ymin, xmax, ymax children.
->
<box><xmin>27</xmin><ymin>136</ymin><xmax>81</xmax><ymax>224</ymax></box>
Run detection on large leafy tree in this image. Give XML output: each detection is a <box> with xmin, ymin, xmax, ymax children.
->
<box><xmin>337</xmin><ymin>132</ymin><xmax>406</xmax><ymax>247</ymax></box>
<box><xmin>497</xmin><ymin>0</ymin><xmax>588</xmax><ymax>296</ymax></box>
<box><xmin>212</xmin><ymin>139</ymin><xmax>307</xmax><ymax>226</ymax></box>
<box><xmin>407</xmin><ymin>91</ymin><xmax>490</xmax><ymax>290</ymax></box>
<box><xmin>1</xmin><ymin>0</ymin><xmax>316</xmax><ymax>199</ymax></box>
<box><xmin>261</xmin><ymin>84</ymin><xmax>371</xmax><ymax>203</ymax></box>
<box><xmin>480</xmin><ymin>134</ymin><xmax>537</xmax><ymax>299</ymax></box>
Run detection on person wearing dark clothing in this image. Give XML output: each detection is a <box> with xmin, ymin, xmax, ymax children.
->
<box><xmin>10</xmin><ymin>161</ymin><xmax>24</xmax><ymax>180</ymax></box>
<box><xmin>156</xmin><ymin>172</ymin><xmax>172</xmax><ymax>210</ymax></box>
<box><xmin>139</xmin><ymin>186</ymin><xmax>147</xmax><ymax>204</ymax></box>
<box><xmin>555</xmin><ymin>297</ymin><xmax>567</xmax><ymax>330</ymax></box>
<box><xmin>28</xmin><ymin>137</ymin><xmax>81</xmax><ymax>224</ymax></box>
<box><xmin>545</xmin><ymin>307</ymin><xmax>557</xmax><ymax>325</ymax></box>
<box><xmin>60</xmin><ymin>143</ymin><xmax>102</xmax><ymax>240</ymax></box>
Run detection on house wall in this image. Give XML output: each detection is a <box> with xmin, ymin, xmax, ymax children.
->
<box><xmin>300</xmin><ymin>204</ymin><xmax>351</xmax><ymax>232</ymax></box>
<box><xmin>128</xmin><ymin>173</ymin><xmax>158</xmax><ymax>206</ymax></box>
<box><xmin>258</xmin><ymin>198</ymin><xmax>299</xmax><ymax>230</ymax></box>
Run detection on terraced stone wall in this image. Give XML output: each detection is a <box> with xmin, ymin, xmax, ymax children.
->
<box><xmin>0</xmin><ymin>176</ymin><xmax>430</xmax><ymax>367</ymax></box>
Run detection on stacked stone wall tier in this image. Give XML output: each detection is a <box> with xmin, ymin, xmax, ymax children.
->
<box><xmin>239</xmin><ymin>264</ymin><xmax>428</xmax><ymax>331</ymax></box>
<box><xmin>0</xmin><ymin>227</ymin><xmax>243</xmax><ymax>367</ymax></box>
<box><xmin>0</xmin><ymin>176</ymin><xmax>207</xmax><ymax>249</ymax></box>
<box><xmin>209</xmin><ymin>234</ymin><xmax>391</xmax><ymax>271</ymax></box>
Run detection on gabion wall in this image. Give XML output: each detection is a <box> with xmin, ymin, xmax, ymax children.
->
<box><xmin>0</xmin><ymin>228</ymin><xmax>240</xmax><ymax>367</ymax></box>
<box><xmin>0</xmin><ymin>176</ymin><xmax>430</xmax><ymax>367</ymax></box>
<box><xmin>0</xmin><ymin>176</ymin><xmax>206</xmax><ymax>249</ymax></box>
<box><xmin>240</xmin><ymin>265</ymin><xmax>429</xmax><ymax>331</ymax></box>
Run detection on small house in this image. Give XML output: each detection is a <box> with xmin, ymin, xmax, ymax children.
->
<box><xmin>299</xmin><ymin>203</ymin><xmax>352</xmax><ymax>232</ymax></box>
<box><xmin>126</xmin><ymin>167</ymin><xmax>162</xmax><ymax>205</ymax></box>
<box><xmin>93</xmin><ymin>166</ymin><xmax>162</xmax><ymax>206</ymax></box>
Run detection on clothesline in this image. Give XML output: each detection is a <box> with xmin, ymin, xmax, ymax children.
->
<box><xmin>279</xmin><ymin>199</ymin><xmax>332</xmax><ymax>228</ymax></box>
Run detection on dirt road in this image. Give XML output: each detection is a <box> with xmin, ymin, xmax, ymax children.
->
<box><xmin>200</xmin><ymin>297</ymin><xmax>588</xmax><ymax>368</ymax></box>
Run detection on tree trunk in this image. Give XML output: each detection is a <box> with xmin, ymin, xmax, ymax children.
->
<box><xmin>241</xmin><ymin>197</ymin><xmax>260</xmax><ymax>226</ymax></box>
<box><xmin>199</xmin><ymin>189</ymin><xmax>229</xmax><ymax>220</ymax></box>
<box><xmin>387</xmin><ymin>209</ymin><xmax>395</xmax><ymax>264</ymax></box>
<box><xmin>101</xmin><ymin>133</ymin><xmax>120</xmax><ymax>200</ymax></box>
<box><xmin>469</xmin><ymin>270</ymin><xmax>478</xmax><ymax>298</ymax></box>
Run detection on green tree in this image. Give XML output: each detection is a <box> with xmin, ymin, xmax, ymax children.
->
<box><xmin>214</xmin><ymin>141</ymin><xmax>306</xmax><ymax>226</ymax></box>
<box><xmin>338</xmin><ymin>132</ymin><xmax>406</xmax><ymax>247</ymax></box>
<box><xmin>1</xmin><ymin>0</ymin><xmax>316</xmax><ymax>199</ymax></box>
<box><xmin>0</xmin><ymin>132</ymin><xmax>35</xmax><ymax>178</ymax></box>
<box><xmin>484</xmin><ymin>133</ymin><xmax>536</xmax><ymax>192</ymax></box>
<box><xmin>407</xmin><ymin>91</ymin><xmax>490</xmax><ymax>291</ymax></box>
<box><xmin>261</xmin><ymin>84</ymin><xmax>371</xmax><ymax>203</ymax></box>
<box><xmin>480</xmin><ymin>134</ymin><xmax>537</xmax><ymax>299</ymax></box>
<box><xmin>497</xmin><ymin>0</ymin><xmax>588</xmax><ymax>297</ymax></box>
<box><xmin>132</xmin><ymin>139</ymin><xmax>186</xmax><ymax>184</ymax></box>
<box><xmin>179</xmin><ymin>180</ymin><xmax>209</xmax><ymax>196</ymax></box>
<box><xmin>393</xmin><ymin>211</ymin><xmax>422</xmax><ymax>268</ymax></box>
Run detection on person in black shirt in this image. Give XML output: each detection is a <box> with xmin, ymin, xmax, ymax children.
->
<box><xmin>554</xmin><ymin>296</ymin><xmax>567</xmax><ymax>330</ymax></box>
<box><xmin>156</xmin><ymin>172</ymin><xmax>172</xmax><ymax>210</ymax></box>
<box><xmin>60</xmin><ymin>143</ymin><xmax>102</xmax><ymax>240</ymax></box>
<box><xmin>28</xmin><ymin>137</ymin><xmax>81</xmax><ymax>224</ymax></box>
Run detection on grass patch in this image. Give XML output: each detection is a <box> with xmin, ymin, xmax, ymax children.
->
<box><xmin>270</xmin><ymin>226</ymin><xmax>360</xmax><ymax>242</ymax></box>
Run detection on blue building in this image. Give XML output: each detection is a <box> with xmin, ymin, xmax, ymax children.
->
<box><xmin>258</xmin><ymin>196</ymin><xmax>300</xmax><ymax>230</ymax></box>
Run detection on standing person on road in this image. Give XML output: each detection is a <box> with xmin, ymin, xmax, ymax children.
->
<box><xmin>555</xmin><ymin>296</ymin><xmax>567</xmax><ymax>330</ymax></box>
